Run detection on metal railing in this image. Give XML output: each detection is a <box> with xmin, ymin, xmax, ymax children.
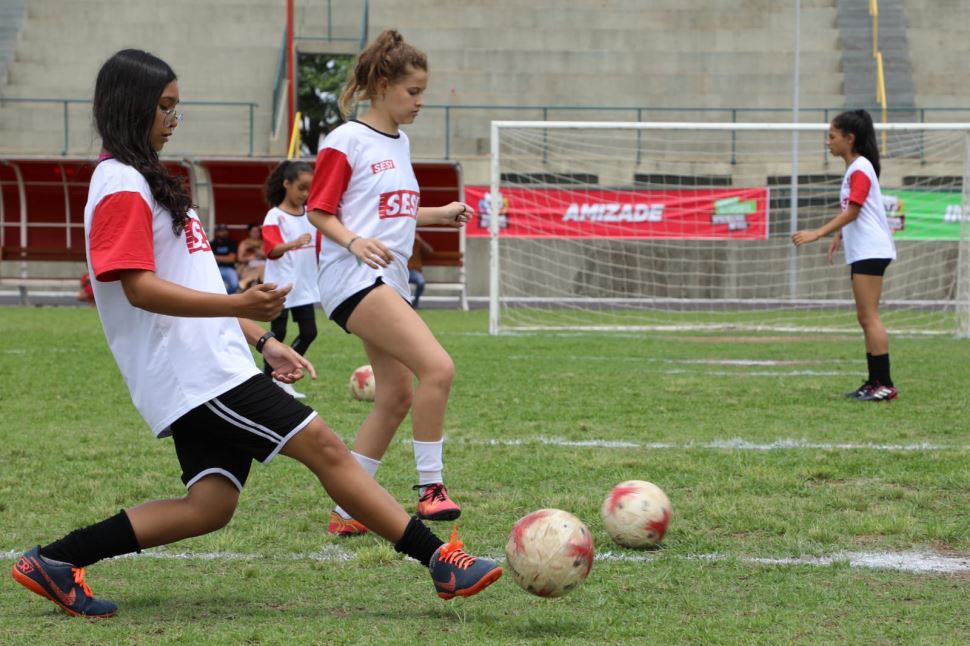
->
<box><xmin>419</xmin><ymin>104</ymin><xmax>970</xmax><ymax>163</ymax></box>
<box><xmin>0</xmin><ymin>97</ymin><xmax>258</xmax><ymax>156</ymax></box>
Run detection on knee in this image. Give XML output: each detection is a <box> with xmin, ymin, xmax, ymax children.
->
<box><xmin>186</xmin><ymin>489</ymin><xmax>238</xmax><ymax>532</ymax></box>
<box><xmin>301</xmin><ymin>327</ymin><xmax>317</xmax><ymax>346</ymax></box>
<box><xmin>857</xmin><ymin>312</ymin><xmax>881</xmax><ymax>330</ymax></box>
<box><xmin>421</xmin><ymin>356</ymin><xmax>455</xmax><ymax>393</ymax></box>
<box><xmin>301</xmin><ymin>421</ymin><xmax>354</xmax><ymax>466</ymax></box>
<box><xmin>377</xmin><ymin>384</ymin><xmax>413</xmax><ymax>421</ymax></box>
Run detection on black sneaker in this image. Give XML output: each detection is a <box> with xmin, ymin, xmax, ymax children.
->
<box><xmin>845</xmin><ymin>382</ymin><xmax>874</xmax><ymax>399</ymax></box>
<box><xmin>856</xmin><ymin>382</ymin><xmax>897</xmax><ymax>402</ymax></box>
<box><xmin>11</xmin><ymin>547</ymin><xmax>117</xmax><ymax>618</ymax></box>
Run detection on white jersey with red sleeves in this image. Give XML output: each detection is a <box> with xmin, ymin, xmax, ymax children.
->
<box><xmin>839</xmin><ymin>156</ymin><xmax>896</xmax><ymax>265</ymax></box>
<box><xmin>306</xmin><ymin>120</ymin><xmax>419</xmax><ymax>315</ymax></box>
<box><xmin>84</xmin><ymin>158</ymin><xmax>260</xmax><ymax>438</ymax></box>
<box><xmin>261</xmin><ymin>206</ymin><xmax>321</xmax><ymax>309</ymax></box>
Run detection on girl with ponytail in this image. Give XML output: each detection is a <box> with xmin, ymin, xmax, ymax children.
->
<box><xmin>793</xmin><ymin>109</ymin><xmax>898</xmax><ymax>401</ymax></box>
<box><xmin>306</xmin><ymin>29</ymin><xmax>476</xmax><ymax>534</ymax></box>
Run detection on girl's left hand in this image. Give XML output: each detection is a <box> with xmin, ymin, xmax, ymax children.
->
<box><xmin>263</xmin><ymin>338</ymin><xmax>317</xmax><ymax>383</ymax></box>
<box><xmin>791</xmin><ymin>229</ymin><xmax>821</xmax><ymax>246</ymax></box>
<box><xmin>444</xmin><ymin>202</ymin><xmax>474</xmax><ymax>227</ymax></box>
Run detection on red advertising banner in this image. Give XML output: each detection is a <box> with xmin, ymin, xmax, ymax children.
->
<box><xmin>463</xmin><ymin>186</ymin><xmax>769</xmax><ymax>239</ymax></box>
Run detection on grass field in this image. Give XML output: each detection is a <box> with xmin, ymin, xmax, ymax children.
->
<box><xmin>1</xmin><ymin>306</ymin><xmax>968</xmax><ymax>645</ymax></box>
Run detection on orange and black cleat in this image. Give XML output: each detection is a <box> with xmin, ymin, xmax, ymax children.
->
<box><xmin>11</xmin><ymin>547</ymin><xmax>117</xmax><ymax>618</ymax></box>
<box><xmin>428</xmin><ymin>526</ymin><xmax>502</xmax><ymax>600</ymax></box>
<box><xmin>327</xmin><ymin>510</ymin><xmax>369</xmax><ymax>536</ymax></box>
<box><xmin>415</xmin><ymin>483</ymin><xmax>461</xmax><ymax>521</ymax></box>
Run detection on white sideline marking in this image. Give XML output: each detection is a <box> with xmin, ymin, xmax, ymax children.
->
<box><xmin>4</xmin><ymin>549</ymin><xmax>966</xmax><ymax>574</ymax></box>
<box><xmin>472</xmin><ymin>436</ymin><xmax>970</xmax><ymax>452</ymax></box>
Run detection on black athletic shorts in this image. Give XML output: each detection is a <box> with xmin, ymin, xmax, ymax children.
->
<box><xmin>330</xmin><ymin>277</ymin><xmax>384</xmax><ymax>333</ymax></box>
<box><xmin>850</xmin><ymin>258</ymin><xmax>892</xmax><ymax>277</ymax></box>
<box><xmin>170</xmin><ymin>374</ymin><xmax>316</xmax><ymax>491</ymax></box>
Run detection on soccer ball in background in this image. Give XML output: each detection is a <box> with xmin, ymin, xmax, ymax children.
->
<box><xmin>349</xmin><ymin>364</ymin><xmax>375</xmax><ymax>401</ymax></box>
<box><xmin>504</xmin><ymin>508</ymin><xmax>594</xmax><ymax>598</ymax></box>
<box><xmin>601</xmin><ymin>480</ymin><xmax>672</xmax><ymax>548</ymax></box>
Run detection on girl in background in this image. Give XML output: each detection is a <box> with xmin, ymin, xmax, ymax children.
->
<box><xmin>261</xmin><ymin>161</ymin><xmax>321</xmax><ymax>400</ymax></box>
<box><xmin>306</xmin><ymin>30</ymin><xmax>474</xmax><ymax>535</ymax></box>
<box><xmin>10</xmin><ymin>48</ymin><xmax>500</xmax><ymax>619</ymax></box>
<box><xmin>793</xmin><ymin>109</ymin><xmax>897</xmax><ymax>401</ymax></box>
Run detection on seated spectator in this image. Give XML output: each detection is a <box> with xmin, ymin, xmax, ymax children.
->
<box><xmin>408</xmin><ymin>233</ymin><xmax>434</xmax><ymax>309</ymax></box>
<box><xmin>211</xmin><ymin>223</ymin><xmax>240</xmax><ymax>293</ymax></box>
<box><xmin>78</xmin><ymin>272</ymin><xmax>95</xmax><ymax>306</ymax></box>
<box><xmin>237</xmin><ymin>223</ymin><xmax>267</xmax><ymax>291</ymax></box>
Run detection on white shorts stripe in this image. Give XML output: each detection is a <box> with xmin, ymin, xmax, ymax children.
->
<box><xmin>261</xmin><ymin>411</ymin><xmax>318</xmax><ymax>464</ymax></box>
<box><xmin>204</xmin><ymin>400</ymin><xmax>282</xmax><ymax>444</ymax></box>
<box><xmin>185</xmin><ymin>467</ymin><xmax>244</xmax><ymax>492</ymax></box>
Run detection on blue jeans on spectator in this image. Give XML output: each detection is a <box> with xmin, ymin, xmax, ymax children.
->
<box><xmin>408</xmin><ymin>269</ymin><xmax>426</xmax><ymax>308</ymax></box>
<box><xmin>219</xmin><ymin>265</ymin><xmax>240</xmax><ymax>294</ymax></box>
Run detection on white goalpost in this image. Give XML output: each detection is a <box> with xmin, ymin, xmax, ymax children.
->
<box><xmin>487</xmin><ymin>121</ymin><xmax>970</xmax><ymax>337</ymax></box>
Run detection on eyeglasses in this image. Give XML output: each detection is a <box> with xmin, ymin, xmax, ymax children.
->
<box><xmin>160</xmin><ymin>106</ymin><xmax>183</xmax><ymax>127</ymax></box>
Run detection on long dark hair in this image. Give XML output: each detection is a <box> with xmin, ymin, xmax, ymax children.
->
<box><xmin>338</xmin><ymin>29</ymin><xmax>427</xmax><ymax>118</ymax></box>
<box><xmin>832</xmin><ymin>109</ymin><xmax>881</xmax><ymax>178</ymax></box>
<box><xmin>263</xmin><ymin>160</ymin><xmax>313</xmax><ymax>207</ymax></box>
<box><xmin>93</xmin><ymin>49</ymin><xmax>194</xmax><ymax>235</ymax></box>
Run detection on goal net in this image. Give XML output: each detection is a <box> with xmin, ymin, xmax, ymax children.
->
<box><xmin>485</xmin><ymin>121</ymin><xmax>970</xmax><ymax>336</ymax></box>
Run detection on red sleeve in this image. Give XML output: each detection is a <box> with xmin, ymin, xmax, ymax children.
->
<box><xmin>89</xmin><ymin>192</ymin><xmax>155</xmax><ymax>282</ymax></box>
<box><xmin>314</xmin><ymin>229</ymin><xmax>322</xmax><ymax>260</ymax></box>
<box><xmin>306</xmin><ymin>147</ymin><xmax>352</xmax><ymax>215</ymax></box>
<box><xmin>262</xmin><ymin>224</ymin><xmax>284</xmax><ymax>258</ymax></box>
<box><xmin>848</xmin><ymin>170</ymin><xmax>871</xmax><ymax>206</ymax></box>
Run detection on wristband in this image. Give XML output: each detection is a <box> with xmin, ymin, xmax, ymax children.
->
<box><xmin>346</xmin><ymin>236</ymin><xmax>361</xmax><ymax>253</ymax></box>
<box><xmin>255</xmin><ymin>331</ymin><xmax>275</xmax><ymax>353</ymax></box>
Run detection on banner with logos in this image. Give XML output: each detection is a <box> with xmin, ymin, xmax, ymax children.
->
<box><xmin>464</xmin><ymin>186</ymin><xmax>769</xmax><ymax>239</ymax></box>
<box><xmin>882</xmin><ymin>190</ymin><xmax>966</xmax><ymax>240</ymax></box>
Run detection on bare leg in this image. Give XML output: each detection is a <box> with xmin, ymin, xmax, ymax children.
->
<box><xmin>852</xmin><ymin>274</ymin><xmax>888</xmax><ymax>355</ymax></box>
<box><xmin>346</xmin><ymin>286</ymin><xmax>455</xmax><ymax>453</ymax></box>
<box><xmin>124</xmin><ymin>475</ymin><xmax>240</xmax><ymax>549</ymax></box>
<box><xmin>350</xmin><ymin>339</ymin><xmax>414</xmax><ymax>458</ymax></box>
<box><xmin>281</xmin><ymin>417</ymin><xmax>410</xmax><ymax>541</ymax></box>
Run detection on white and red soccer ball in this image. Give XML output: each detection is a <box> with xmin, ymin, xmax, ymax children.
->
<box><xmin>601</xmin><ymin>480</ymin><xmax>672</xmax><ymax>548</ymax></box>
<box><xmin>504</xmin><ymin>508</ymin><xmax>594</xmax><ymax>598</ymax></box>
<box><xmin>348</xmin><ymin>364</ymin><xmax>375</xmax><ymax>401</ymax></box>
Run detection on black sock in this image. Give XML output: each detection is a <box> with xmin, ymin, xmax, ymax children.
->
<box><xmin>871</xmin><ymin>353</ymin><xmax>893</xmax><ymax>387</ymax></box>
<box><xmin>393</xmin><ymin>516</ymin><xmax>444</xmax><ymax>567</ymax></box>
<box><xmin>39</xmin><ymin>510</ymin><xmax>141</xmax><ymax>568</ymax></box>
<box><xmin>866</xmin><ymin>352</ymin><xmax>875</xmax><ymax>384</ymax></box>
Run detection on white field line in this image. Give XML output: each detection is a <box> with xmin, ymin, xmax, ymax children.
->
<box><xmin>465</xmin><ymin>436</ymin><xmax>970</xmax><ymax>452</ymax></box>
<box><xmin>509</xmin><ymin>355</ymin><xmax>849</xmax><ymax>366</ymax></box>
<box><xmin>3</xmin><ymin>548</ymin><xmax>967</xmax><ymax>575</ymax></box>
<box><xmin>505</xmin><ymin>355</ymin><xmax>852</xmax><ymax>377</ymax></box>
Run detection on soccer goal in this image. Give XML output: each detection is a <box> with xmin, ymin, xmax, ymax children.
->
<box><xmin>486</xmin><ymin>121</ymin><xmax>970</xmax><ymax>336</ymax></box>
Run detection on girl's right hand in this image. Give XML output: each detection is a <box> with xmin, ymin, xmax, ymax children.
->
<box><xmin>827</xmin><ymin>233</ymin><xmax>842</xmax><ymax>265</ymax></box>
<box><xmin>293</xmin><ymin>233</ymin><xmax>312</xmax><ymax>248</ymax></box>
<box><xmin>235</xmin><ymin>282</ymin><xmax>291</xmax><ymax>321</ymax></box>
<box><xmin>348</xmin><ymin>236</ymin><xmax>393</xmax><ymax>269</ymax></box>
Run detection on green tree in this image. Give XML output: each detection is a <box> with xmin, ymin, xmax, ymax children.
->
<box><xmin>297</xmin><ymin>54</ymin><xmax>354</xmax><ymax>155</ymax></box>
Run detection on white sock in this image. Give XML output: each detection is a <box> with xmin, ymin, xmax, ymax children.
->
<box><xmin>334</xmin><ymin>451</ymin><xmax>381</xmax><ymax>520</ymax></box>
<box><xmin>413</xmin><ymin>438</ymin><xmax>444</xmax><ymax>487</ymax></box>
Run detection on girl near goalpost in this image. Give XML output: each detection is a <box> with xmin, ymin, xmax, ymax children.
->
<box><xmin>792</xmin><ymin>109</ymin><xmax>898</xmax><ymax>402</ymax></box>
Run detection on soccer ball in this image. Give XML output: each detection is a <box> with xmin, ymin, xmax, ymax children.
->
<box><xmin>504</xmin><ymin>508</ymin><xmax>594</xmax><ymax>598</ymax></box>
<box><xmin>349</xmin><ymin>364</ymin><xmax>375</xmax><ymax>401</ymax></box>
<box><xmin>601</xmin><ymin>480</ymin><xmax>672</xmax><ymax>548</ymax></box>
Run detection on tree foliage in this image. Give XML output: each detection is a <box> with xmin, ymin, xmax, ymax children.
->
<box><xmin>297</xmin><ymin>54</ymin><xmax>354</xmax><ymax>155</ymax></box>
